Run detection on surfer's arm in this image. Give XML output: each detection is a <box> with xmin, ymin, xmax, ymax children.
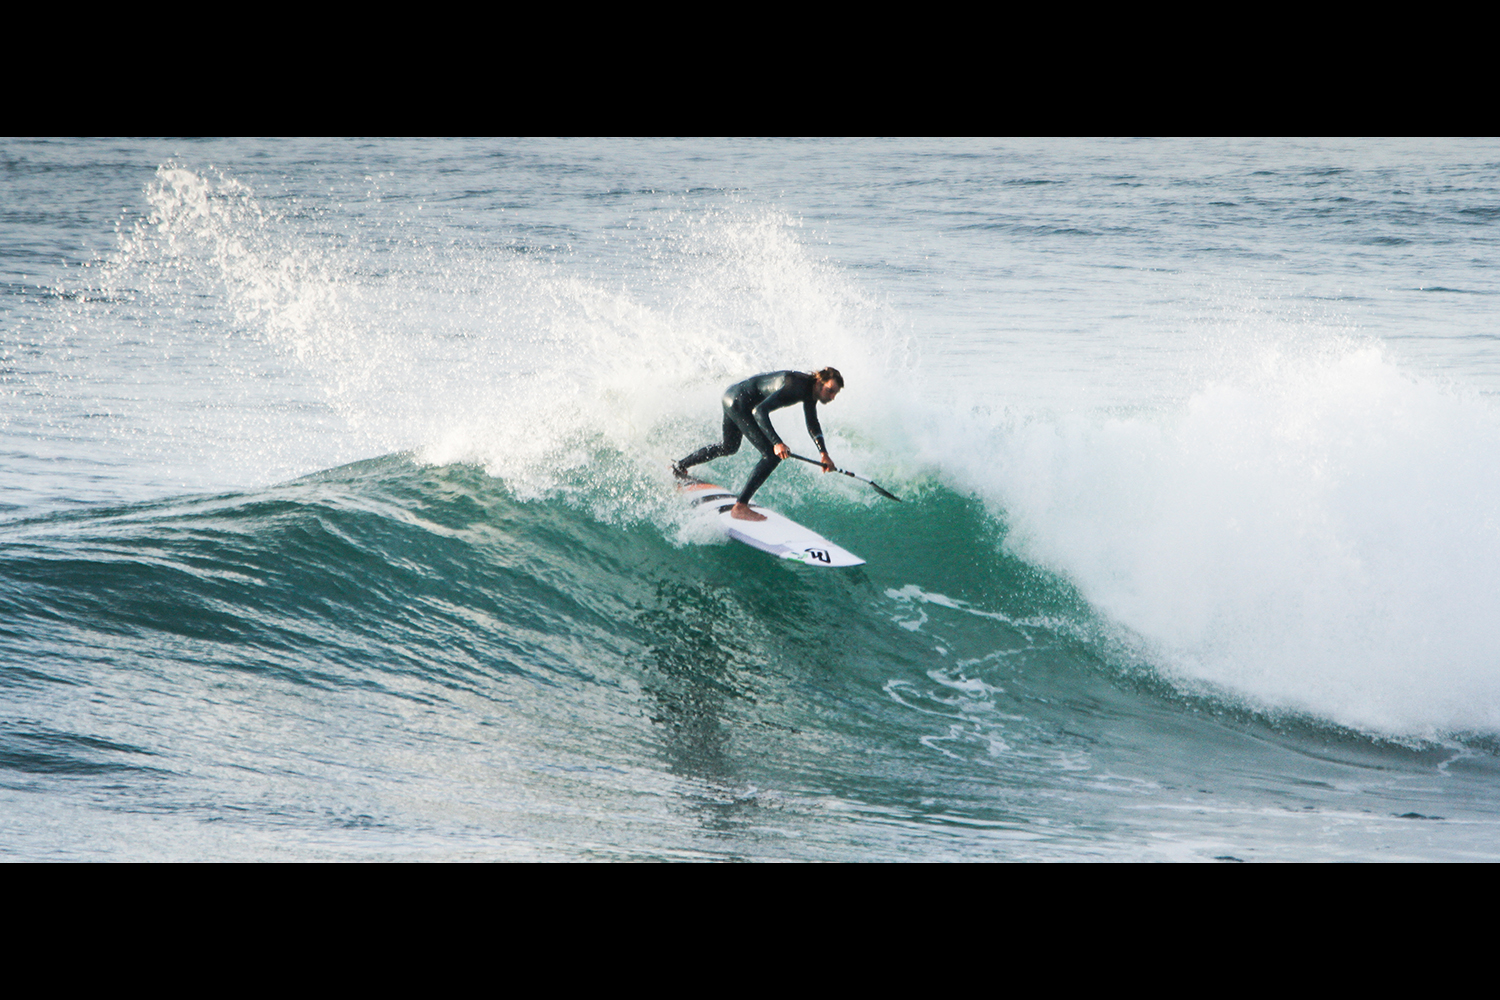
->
<box><xmin>803</xmin><ymin>398</ymin><xmax>827</xmax><ymax>453</ymax></box>
<box><xmin>803</xmin><ymin>398</ymin><xmax>833</xmax><ymax>471</ymax></box>
<box><xmin>751</xmin><ymin>383</ymin><xmax>799</xmax><ymax>448</ymax></box>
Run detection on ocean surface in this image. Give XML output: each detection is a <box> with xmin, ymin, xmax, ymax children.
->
<box><xmin>4</xmin><ymin>138</ymin><xmax>1500</xmax><ymax>860</ymax></box>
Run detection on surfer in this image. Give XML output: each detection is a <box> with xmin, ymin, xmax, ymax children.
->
<box><xmin>674</xmin><ymin>368</ymin><xmax>843</xmax><ymax>522</ymax></box>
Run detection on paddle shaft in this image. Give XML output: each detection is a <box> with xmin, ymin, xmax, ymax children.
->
<box><xmin>787</xmin><ymin>453</ymin><xmax>902</xmax><ymax>502</ymax></box>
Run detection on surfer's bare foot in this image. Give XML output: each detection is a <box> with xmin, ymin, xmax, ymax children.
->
<box><xmin>730</xmin><ymin>502</ymin><xmax>766</xmax><ymax>522</ymax></box>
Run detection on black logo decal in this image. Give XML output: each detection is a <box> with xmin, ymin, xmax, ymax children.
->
<box><xmin>806</xmin><ymin>547</ymin><xmax>831</xmax><ymax>563</ymax></box>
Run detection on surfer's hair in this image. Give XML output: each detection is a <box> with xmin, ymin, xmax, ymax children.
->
<box><xmin>815</xmin><ymin>367</ymin><xmax>844</xmax><ymax>388</ymax></box>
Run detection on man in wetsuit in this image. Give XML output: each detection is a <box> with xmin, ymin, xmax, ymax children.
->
<box><xmin>674</xmin><ymin>367</ymin><xmax>843</xmax><ymax>522</ymax></box>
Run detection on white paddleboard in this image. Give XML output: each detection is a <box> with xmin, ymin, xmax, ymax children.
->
<box><xmin>678</xmin><ymin>477</ymin><xmax>865</xmax><ymax>568</ymax></box>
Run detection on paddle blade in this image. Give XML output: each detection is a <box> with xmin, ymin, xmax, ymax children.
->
<box><xmin>869</xmin><ymin>481</ymin><xmax>902</xmax><ymax>502</ymax></box>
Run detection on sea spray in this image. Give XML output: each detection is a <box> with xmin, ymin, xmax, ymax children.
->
<box><xmin>77</xmin><ymin>166</ymin><xmax>916</xmax><ymax>523</ymax></box>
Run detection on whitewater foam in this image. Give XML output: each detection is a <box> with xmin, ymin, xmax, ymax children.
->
<box><xmin>951</xmin><ymin>345</ymin><xmax>1500</xmax><ymax>739</ymax></box>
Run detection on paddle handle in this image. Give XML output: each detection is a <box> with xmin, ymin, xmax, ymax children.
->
<box><xmin>787</xmin><ymin>453</ymin><xmax>902</xmax><ymax>502</ymax></box>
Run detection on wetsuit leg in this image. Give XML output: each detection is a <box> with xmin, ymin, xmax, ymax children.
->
<box><xmin>723</xmin><ymin>401</ymin><xmax>780</xmax><ymax>505</ymax></box>
<box><xmin>737</xmin><ymin>452</ymin><xmax>781</xmax><ymax>505</ymax></box>
<box><xmin>678</xmin><ymin>411</ymin><xmax>742</xmax><ymax>469</ymax></box>
<box><xmin>679</xmin><ymin>389</ymin><xmax>782</xmax><ymax>504</ymax></box>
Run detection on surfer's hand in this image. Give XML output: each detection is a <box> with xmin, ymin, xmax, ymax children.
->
<box><xmin>820</xmin><ymin>451</ymin><xmax>835</xmax><ymax>472</ymax></box>
<box><xmin>774</xmin><ymin>443</ymin><xmax>791</xmax><ymax>461</ymax></box>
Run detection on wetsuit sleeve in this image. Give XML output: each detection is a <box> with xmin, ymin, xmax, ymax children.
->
<box><xmin>751</xmin><ymin>383</ymin><xmax>800</xmax><ymax>448</ymax></box>
<box><xmin>804</xmin><ymin>397</ymin><xmax>826</xmax><ymax>453</ymax></box>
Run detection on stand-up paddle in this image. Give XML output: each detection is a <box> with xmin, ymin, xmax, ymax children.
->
<box><xmin>787</xmin><ymin>453</ymin><xmax>901</xmax><ymax>502</ymax></box>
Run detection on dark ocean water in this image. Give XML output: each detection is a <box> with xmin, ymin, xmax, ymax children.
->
<box><xmin>4</xmin><ymin>139</ymin><xmax>1500</xmax><ymax>859</ymax></box>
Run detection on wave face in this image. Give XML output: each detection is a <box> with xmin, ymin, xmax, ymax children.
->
<box><xmin>4</xmin><ymin>139</ymin><xmax>1500</xmax><ymax>859</ymax></box>
<box><xmin>8</xmin><ymin>456</ymin><xmax>1496</xmax><ymax>860</ymax></box>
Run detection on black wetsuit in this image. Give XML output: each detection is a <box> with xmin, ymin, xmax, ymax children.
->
<box><xmin>678</xmin><ymin>371</ymin><xmax>829</xmax><ymax>504</ymax></box>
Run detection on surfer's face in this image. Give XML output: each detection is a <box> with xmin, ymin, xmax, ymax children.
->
<box><xmin>817</xmin><ymin>379</ymin><xmax>841</xmax><ymax>404</ymax></box>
